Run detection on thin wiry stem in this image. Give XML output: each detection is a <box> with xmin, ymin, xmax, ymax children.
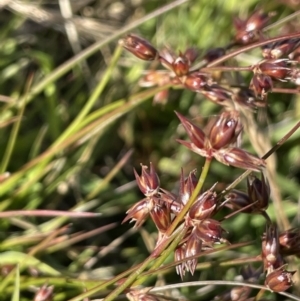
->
<box><xmin>150</xmin><ymin>281</ymin><xmax>300</xmax><ymax>301</ymax></box>
<box><xmin>0</xmin><ymin>210</ymin><xmax>101</xmax><ymax>218</ymax></box>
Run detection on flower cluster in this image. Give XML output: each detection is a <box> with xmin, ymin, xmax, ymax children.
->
<box><xmin>176</xmin><ymin>110</ymin><xmax>265</xmax><ymax>171</ymax></box>
<box><xmin>119</xmin><ymin>7</ymin><xmax>299</xmax><ymax>300</ymax></box>
<box><xmin>119</xmin><ymin>34</ymin><xmax>235</xmax><ymax>106</ymax></box>
<box><xmin>123</xmin><ymin>164</ymin><xmax>227</xmax><ymax>278</ymax></box>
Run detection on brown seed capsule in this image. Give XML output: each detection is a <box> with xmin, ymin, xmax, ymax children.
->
<box><xmin>265</xmin><ymin>265</ymin><xmax>295</xmax><ymax>292</ymax></box>
<box><xmin>172</xmin><ymin>53</ymin><xmax>190</xmax><ymax>76</ymax></box>
<box><xmin>119</xmin><ymin>34</ymin><xmax>158</xmax><ymax>61</ymax></box>
<box><xmin>225</xmin><ymin>190</ymin><xmax>253</xmax><ymax>213</ymax></box>
<box><xmin>182</xmin><ymin>72</ymin><xmax>210</xmax><ymax>92</ymax></box>
<box><xmin>195</xmin><ymin>219</ymin><xmax>226</xmax><ymax>247</ymax></box>
<box><xmin>179</xmin><ymin>169</ymin><xmax>198</xmax><ymax>205</ymax></box>
<box><xmin>213</xmin><ymin>147</ymin><xmax>266</xmax><ymax>172</ymax></box>
<box><xmin>261</xmin><ymin>224</ymin><xmax>282</xmax><ymax>272</ymax></box>
<box><xmin>150</xmin><ymin>202</ymin><xmax>171</xmax><ymax>233</ymax></box>
<box><xmin>209</xmin><ymin>111</ymin><xmax>242</xmax><ymax>150</ymax></box>
<box><xmin>234</xmin><ymin>10</ymin><xmax>271</xmax><ymax>45</ymax></box>
<box><xmin>262</xmin><ymin>38</ymin><xmax>300</xmax><ymax>59</ymax></box>
<box><xmin>247</xmin><ymin>173</ymin><xmax>270</xmax><ymax>212</ymax></box>
<box><xmin>122</xmin><ymin>198</ymin><xmax>154</xmax><ymax>228</ymax></box>
<box><xmin>250</xmin><ymin>73</ymin><xmax>273</xmax><ymax>99</ymax></box>
<box><xmin>278</xmin><ymin>228</ymin><xmax>300</xmax><ymax>256</ymax></box>
<box><xmin>188</xmin><ymin>190</ymin><xmax>217</xmax><ymax>220</ymax></box>
<box><xmin>256</xmin><ymin>59</ymin><xmax>290</xmax><ymax>80</ymax></box>
<box><xmin>134</xmin><ymin>163</ymin><xmax>160</xmax><ymax>197</ymax></box>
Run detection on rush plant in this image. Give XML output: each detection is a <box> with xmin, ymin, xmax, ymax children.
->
<box><xmin>0</xmin><ymin>1</ymin><xmax>299</xmax><ymax>301</ymax></box>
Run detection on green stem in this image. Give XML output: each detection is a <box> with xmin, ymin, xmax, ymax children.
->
<box><xmin>134</xmin><ymin>226</ymin><xmax>187</xmax><ymax>286</ymax></box>
<box><xmin>102</xmin><ymin>256</ymin><xmax>153</xmax><ymax>301</ymax></box>
<box><xmin>0</xmin><ymin>75</ymin><xmax>31</xmax><ymax>173</ymax></box>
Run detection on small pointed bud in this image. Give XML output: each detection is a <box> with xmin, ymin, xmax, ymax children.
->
<box><xmin>256</xmin><ymin>59</ymin><xmax>290</xmax><ymax>80</ymax></box>
<box><xmin>250</xmin><ymin>74</ymin><xmax>273</xmax><ymax>99</ymax></box>
<box><xmin>245</xmin><ymin>10</ymin><xmax>270</xmax><ymax>32</ymax></box>
<box><xmin>150</xmin><ymin>202</ymin><xmax>171</xmax><ymax>233</ymax></box>
<box><xmin>209</xmin><ymin>111</ymin><xmax>242</xmax><ymax>150</ymax></box>
<box><xmin>185</xmin><ymin>231</ymin><xmax>202</xmax><ymax>275</ymax></box>
<box><xmin>179</xmin><ymin>169</ymin><xmax>198</xmax><ymax>205</ymax></box>
<box><xmin>262</xmin><ymin>224</ymin><xmax>283</xmax><ymax>272</ymax></box>
<box><xmin>247</xmin><ymin>173</ymin><xmax>270</xmax><ymax>212</ymax></box>
<box><xmin>34</xmin><ymin>285</ymin><xmax>54</xmax><ymax>301</ymax></box>
<box><xmin>195</xmin><ymin>219</ymin><xmax>226</xmax><ymax>247</ymax></box>
<box><xmin>134</xmin><ymin>163</ymin><xmax>160</xmax><ymax>197</ymax></box>
<box><xmin>175</xmin><ymin>112</ymin><xmax>207</xmax><ymax>150</ymax></box>
<box><xmin>265</xmin><ymin>265</ymin><xmax>295</xmax><ymax>292</ymax></box>
<box><xmin>122</xmin><ymin>198</ymin><xmax>154</xmax><ymax>228</ymax></box>
<box><xmin>225</xmin><ymin>190</ymin><xmax>253</xmax><ymax>213</ymax></box>
<box><xmin>188</xmin><ymin>190</ymin><xmax>217</xmax><ymax>220</ymax></box>
<box><xmin>172</xmin><ymin>53</ymin><xmax>190</xmax><ymax>76</ymax></box>
<box><xmin>213</xmin><ymin>147</ymin><xmax>266</xmax><ymax>172</ymax></box>
<box><xmin>235</xmin><ymin>10</ymin><xmax>271</xmax><ymax>45</ymax></box>
<box><xmin>182</xmin><ymin>72</ymin><xmax>210</xmax><ymax>91</ymax></box>
<box><xmin>119</xmin><ymin>34</ymin><xmax>158</xmax><ymax>61</ymax></box>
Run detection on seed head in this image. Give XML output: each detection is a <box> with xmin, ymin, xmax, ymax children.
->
<box><xmin>209</xmin><ymin>111</ymin><xmax>242</xmax><ymax>150</ymax></box>
<box><xmin>250</xmin><ymin>73</ymin><xmax>273</xmax><ymax>99</ymax></box>
<box><xmin>122</xmin><ymin>198</ymin><xmax>154</xmax><ymax>228</ymax></box>
<box><xmin>262</xmin><ymin>38</ymin><xmax>300</xmax><ymax>59</ymax></box>
<box><xmin>172</xmin><ymin>53</ymin><xmax>190</xmax><ymax>76</ymax></box>
<box><xmin>247</xmin><ymin>173</ymin><xmax>270</xmax><ymax>212</ymax></box>
<box><xmin>265</xmin><ymin>265</ymin><xmax>295</xmax><ymax>292</ymax></box>
<box><xmin>150</xmin><ymin>201</ymin><xmax>171</xmax><ymax>233</ymax></box>
<box><xmin>255</xmin><ymin>59</ymin><xmax>290</xmax><ymax>80</ymax></box>
<box><xmin>182</xmin><ymin>72</ymin><xmax>210</xmax><ymax>92</ymax></box>
<box><xmin>213</xmin><ymin>147</ymin><xmax>266</xmax><ymax>172</ymax></box>
<box><xmin>119</xmin><ymin>34</ymin><xmax>158</xmax><ymax>61</ymax></box>
<box><xmin>262</xmin><ymin>224</ymin><xmax>283</xmax><ymax>273</ymax></box>
<box><xmin>134</xmin><ymin>163</ymin><xmax>160</xmax><ymax>197</ymax></box>
<box><xmin>188</xmin><ymin>190</ymin><xmax>217</xmax><ymax>220</ymax></box>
